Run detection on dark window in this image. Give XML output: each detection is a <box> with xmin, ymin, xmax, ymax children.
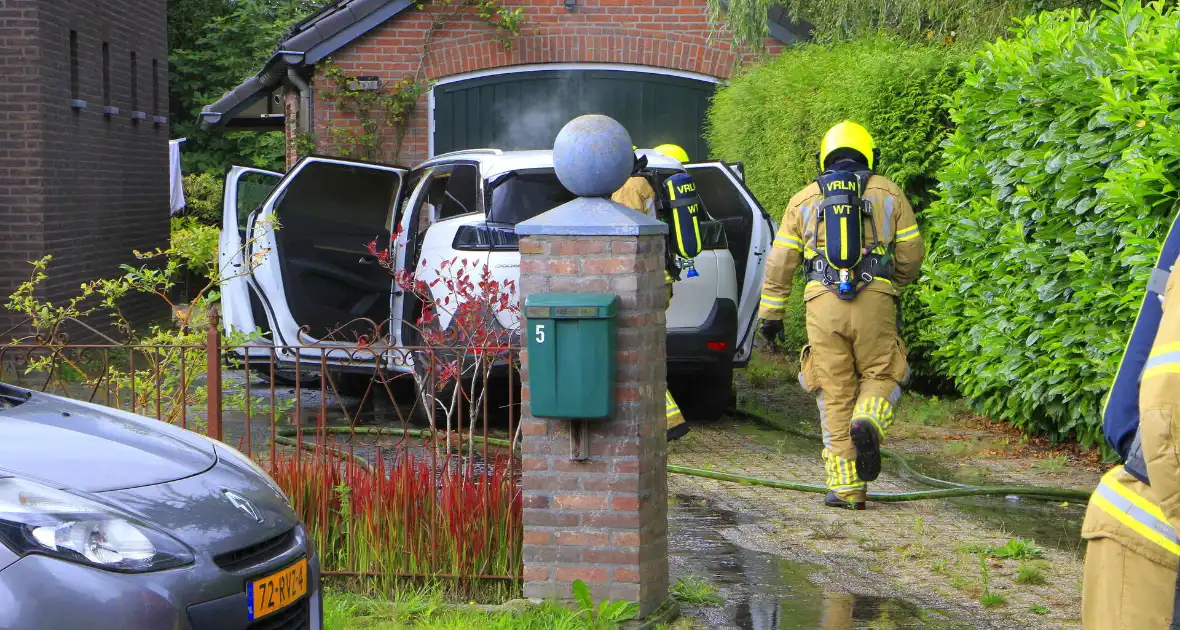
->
<box><xmin>151</xmin><ymin>59</ymin><xmax>159</xmax><ymax>115</ymax></box>
<box><xmin>236</xmin><ymin>172</ymin><xmax>282</xmax><ymax>229</ymax></box>
<box><xmin>69</xmin><ymin>31</ymin><xmax>79</xmax><ymax>99</ymax></box>
<box><xmin>439</xmin><ymin>164</ymin><xmax>480</xmax><ymax>219</ymax></box>
<box><xmin>101</xmin><ymin>42</ymin><xmax>110</xmax><ymax>106</ymax></box>
<box><xmin>487</xmin><ymin>170</ymin><xmax>576</xmax><ymax>225</ymax></box>
<box><xmin>275</xmin><ymin>162</ymin><xmax>399</xmax><ymax>232</ymax></box>
<box><xmin>129</xmin><ymin>51</ymin><xmax>138</xmax><ymax>111</ymax></box>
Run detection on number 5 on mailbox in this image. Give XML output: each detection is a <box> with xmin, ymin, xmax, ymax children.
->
<box><xmin>524</xmin><ymin>293</ymin><xmax>619</xmax><ymax>420</ymax></box>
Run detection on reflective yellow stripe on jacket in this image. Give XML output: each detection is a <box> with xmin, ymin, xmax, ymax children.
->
<box><xmin>1092</xmin><ymin>467</ymin><xmax>1180</xmax><ymax>555</ymax></box>
<box><xmin>774</xmin><ymin>234</ymin><xmax>803</xmax><ymax>252</ymax></box>
<box><xmin>1143</xmin><ymin>341</ymin><xmax>1180</xmax><ymax>380</ymax></box>
<box><xmin>759</xmin><ymin>293</ymin><xmax>787</xmax><ymax>313</ymax></box>
<box><xmin>896</xmin><ymin>224</ymin><xmax>921</xmax><ymax>243</ymax></box>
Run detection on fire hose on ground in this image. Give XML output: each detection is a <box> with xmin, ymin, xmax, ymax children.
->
<box><xmin>272</xmin><ymin>408</ymin><xmax>1092</xmax><ymax>503</ymax></box>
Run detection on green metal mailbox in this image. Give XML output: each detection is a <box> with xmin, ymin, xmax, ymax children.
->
<box><xmin>524</xmin><ymin>293</ymin><xmax>619</xmax><ymax>420</ymax></box>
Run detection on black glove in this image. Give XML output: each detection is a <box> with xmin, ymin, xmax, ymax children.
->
<box><xmin>760</xmin><ymin>319</ymin><xmax>784</xmax><ymax>351</ymax></box>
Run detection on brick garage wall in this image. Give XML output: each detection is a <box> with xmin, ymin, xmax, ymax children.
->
<box><xmin>0</xmin><ymin>0</ymin><xmax>169</xmax><ymax>335</ymax></box>
<box><xmin>309</xmin><ymin>0</ymin><xmax>782</xmax><ymax>165</ymax></box>
<box><xmin>0</xmin><ymin>0</ymin><xmax>48</xmax><ymax>335</ymax></box>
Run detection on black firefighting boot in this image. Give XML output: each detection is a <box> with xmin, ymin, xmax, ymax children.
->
<box><xmin>823</xmin><ymin>491</ymin><xmax>866</xmax><ymax>510</ymax></box>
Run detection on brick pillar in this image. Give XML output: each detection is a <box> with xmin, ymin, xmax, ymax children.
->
<box><xmin>516</xmin><ymin>198</ymin><xmax>670</xmax><ymax>615</ymax></box>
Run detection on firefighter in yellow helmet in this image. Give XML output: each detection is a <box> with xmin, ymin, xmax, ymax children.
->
<box><xmin>611</xmin><ymin>144</ymin><xmax>691</xmax><ymax>440</ymax></box>
<box><xmin>654</xmin><ymin>143</ymin><xmax>690</xmax><ymax>164</ymax></box>
<box><xmin>758</xmin><ymin>122</ymin><xmax>924</xmax><ymax>509</ymax></box>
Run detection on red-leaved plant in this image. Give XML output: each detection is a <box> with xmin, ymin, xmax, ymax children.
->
<box><xmin>367</xmin><ymin>235</ymin><xmax>520</xmax><ymax>453</ymax></box>
<box><xmin>268</xmin><ymin>446</ymin><xmax>520</xmax><ymax>596</ymax></box>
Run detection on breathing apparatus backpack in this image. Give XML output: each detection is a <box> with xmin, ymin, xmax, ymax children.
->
<box><xmin>1102</xmin><ymin>213</ymin><xmax>1180</xmax><ymax>485</ymax></box>
<box><xmin>663</xmin><ymin>172</ymin><xmax>704</xmax><ymax>263</ymax></box>
<box><xmin>806</xmin><ymin>169</ymin><xmax>891</xmax><ymax>300</ymax></box>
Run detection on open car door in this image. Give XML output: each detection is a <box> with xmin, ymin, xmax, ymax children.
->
<box><xmin>245</xmin><ymin>157</ymin><xmax>407</xmax><ymax>364</ymax></box>
<box><xmin>685</xmin><ymin>162</ymin><xmax>776</xmax><ymax>366</ymax></box>
<box><xmin>219</xmin><ymin>166</ymin><xmax>282</xmax><ymax>343</ymax></box>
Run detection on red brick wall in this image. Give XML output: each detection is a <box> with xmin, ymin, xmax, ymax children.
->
<box><xmin>309</xmin><ymin>0</ymin><xmax>781</xmax><ymax>165</ymax></box>
<box><xmin>0</xmin><ymin>0</ymin><xmax>169</xmax><ymax>335</ymax></box>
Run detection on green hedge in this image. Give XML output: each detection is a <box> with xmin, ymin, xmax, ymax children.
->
<box><xmin>918</xmin><ymin>1</ymin><xmax>1180</xmax><ymax>446</ymax></box>
<box><xmin>707</xmin><ymin>36</ymin><xmax>964</xmax><ymax>380</ymax></box>
<box><xmin>707</xmin><ymin>36</ymin><xmax>964</xmax><ymax>218</ymax></box>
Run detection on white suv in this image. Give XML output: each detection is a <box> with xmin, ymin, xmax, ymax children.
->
<box><xmin>218</xmin><ymin>150</ymin><xmax>773</xmax><ymax>422</ymax></box>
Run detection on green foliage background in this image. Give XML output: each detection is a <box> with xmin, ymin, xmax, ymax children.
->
<box><xmin>706</xmin><ymin>37</ymin><xmax>964</xmax><ymax>381</ymax></box>
<box><xmin>169</xmin><ymin>0</ymin><xmax>330</xmax><ymax>175</ymax></box>
<box><xmin>706</xmin><ymin>0</ymin><xmax>1103</xmax><ymax>49</ymax></box>
<box><xmin>918</xmin><ymin>1</ymin><xmax>1180</xmax><ymax>446</ymax></box>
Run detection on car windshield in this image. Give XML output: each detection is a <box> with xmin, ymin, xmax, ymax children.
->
<box><xmin>486</xmin><ymin>170</ymin><xmax>576</xmax><ymax>225</ymax></box>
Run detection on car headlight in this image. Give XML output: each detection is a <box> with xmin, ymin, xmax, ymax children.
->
<box><xmin>0</xmin><ymin>478</ymin><xmax>193</xmax><ymax>573</ymax></box>
<box><xmin>213</xmin><ymin>443</ymin><xmax>289</xmax><ymax>503</ymax></box>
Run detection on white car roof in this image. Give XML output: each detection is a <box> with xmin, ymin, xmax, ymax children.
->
<box><xmin>416</xmin><ymin>148</ymin><xmax>687</xmax><ymax>179</ymax></box>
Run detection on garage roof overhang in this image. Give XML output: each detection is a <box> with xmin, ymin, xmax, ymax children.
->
<box><xmin>200</xmin><ymin>0</ymin><xmax>813</xmax><ymax>131</ymax></box>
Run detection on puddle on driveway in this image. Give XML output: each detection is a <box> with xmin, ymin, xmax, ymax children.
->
<box><xmin>735</xmin><ymin>419</ymin><xmax>1087</xmax><ymax>558</ymax></box>
<box><xmin>898</xmin><ymin>453</ymin><xmax>1087</xmax><ymax>557</ymax></box>
<box><xmin>669</xmin><ymin>495</ymin><xmax>968</xmax><ymax>629</ymax></box>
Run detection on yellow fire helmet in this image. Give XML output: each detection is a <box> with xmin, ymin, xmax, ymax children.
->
<box><xmin>653</xmin><ymin>144</ymin><xmax>690</xmax><ymax>164</ymax></box>
<box><xmin>819</xmin><ymin>121</ymin><xmax>876</xmax><ymax>170</ymax></box>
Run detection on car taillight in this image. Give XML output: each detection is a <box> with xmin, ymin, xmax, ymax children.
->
<box><xmin>707</xmin><ymin>341</ymin><xmax>728</xmax><ymax>352</ymax></box>
<box><xmin>452</xmin><ymin>223</ymin><xmax>520</xmax><ymax>251</ymax></box>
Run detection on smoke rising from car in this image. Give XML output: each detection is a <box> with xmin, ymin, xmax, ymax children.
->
<box><xmin>487</xmin><ymin>74</ymin><xmax>587</xmax><ymax>151</ymax></box>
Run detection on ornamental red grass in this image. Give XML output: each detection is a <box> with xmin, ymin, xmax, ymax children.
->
<box><xmin>266</xmin><ymin>446</ymin><xmax>521</xmax><ymax>582</ymax></box>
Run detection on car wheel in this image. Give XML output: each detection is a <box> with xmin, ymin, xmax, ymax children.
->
<box><xmin>668</xmin><ymin>361</ymin><xmax>735</xmax><ymax>423</ymax></box>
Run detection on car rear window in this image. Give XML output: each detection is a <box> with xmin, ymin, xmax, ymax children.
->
<box><xmin>487</xmin><ymin>171</ymin><xmax>576</xmax><ymax>225</ymax></box>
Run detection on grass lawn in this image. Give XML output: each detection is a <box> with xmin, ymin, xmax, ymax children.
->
<box><xmin>323</xmin><ymin>589</ymin><xmax>696</xmax><ymax>630</ymax></box>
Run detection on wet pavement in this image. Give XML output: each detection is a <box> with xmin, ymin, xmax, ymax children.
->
<box><xmin>668</xmin><ymin>423</ymin><xmax>1086</xmax><ymax>629</ymax></box>
<box><xmin>669</xmin><ymin>495</ymin><xmax>971</xmax><ymax>629</ymax></box>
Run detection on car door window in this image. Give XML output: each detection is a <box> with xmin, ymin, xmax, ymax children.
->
<box><xmin>234</xmin><ymin>172</ymin><xmax>281</xmax><ymax>236</ymax></box>
<box><xmin>439</xmin><ymin>164</ymin><xmax>480</xmax><ymax>220</ymax></box>
<box><xmin>236</xmin><ymin>174</ymin><xmax>280</xmax><ymax>225</ymax></box>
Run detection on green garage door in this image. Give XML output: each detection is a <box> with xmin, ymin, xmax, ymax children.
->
<box><xmin>432</xmin><ymin>69</ymin><xmax>717</xmax><ymax>160</ymax></box>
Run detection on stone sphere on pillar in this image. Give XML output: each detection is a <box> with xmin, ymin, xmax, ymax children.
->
<box><xmin>552</xmin><ymin>115</ymin><xmax>634</xmax><ymax>198</ymax></box>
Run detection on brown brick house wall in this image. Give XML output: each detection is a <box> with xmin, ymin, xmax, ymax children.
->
<box><xmin>309</xmin><ymin>0</ymin><xmax>781</xmax><ymax>166</ymax></box>
<box><xmin>0</xmin><ymin>0</ymin><xmax>169</xmax><ymax>336</ymax></box>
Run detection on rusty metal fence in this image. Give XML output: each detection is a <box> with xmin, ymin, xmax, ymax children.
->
<box><xmin>0</xmin><ymin>312</ymin><xmax>523</xmax><ymax>594</ymax></box>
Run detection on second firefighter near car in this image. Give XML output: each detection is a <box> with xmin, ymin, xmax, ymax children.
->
<box><xmin>758</xmin><ymin>121</ymin><xmax>925</xmax><ymax>510</ymax></box>
<box><xmin>611</xmin><ymin>143</ymin><xmax>704</xmax><ymax>441</ymax></box>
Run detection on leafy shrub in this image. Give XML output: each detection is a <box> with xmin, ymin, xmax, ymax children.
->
<box><xmin>708</xmin><ymin>36</ymin><xmax>962</xmax><ymax>217</ymax></box>
<box><xmin>180</xmin><ymin>172</ymin><xmax>224</xmax><ymax>226</ymax></box>
<box><xmin>918</xmin><ymin>1</ymin><xmax>1180</xmax><ymax>446</ymax></box>
<box><xmin>170</xmin><ymin>217</ymin><xmax>220</xmax><ymax>281</ymax></box>
<box><xmin>706</xmin><ymin>0</ymin><xmax>1104</xmax><ymax>49</ymax></box>
<box><xmin>707</xmin><ymin>36</ymin><xmax>964</xmax><ymax>380</ymax></box>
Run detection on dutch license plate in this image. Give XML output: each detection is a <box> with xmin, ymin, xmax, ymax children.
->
<box><xmin>247</xmin><ymin>557</ymin><xmax>308</xmax><ymax>621</ymax></box>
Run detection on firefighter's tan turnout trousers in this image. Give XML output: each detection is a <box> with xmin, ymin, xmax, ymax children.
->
<box><xmin>799</xmin><ymin>291</ymin><xmax>909</xmax><ymax>501</ymax></box>
<box><xmin>611</xmin><ymin>176</ymin><xmax>685</xmax><ymax>434</ymax></box>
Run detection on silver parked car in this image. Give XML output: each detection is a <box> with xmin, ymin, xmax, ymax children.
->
<box><xmin>0</xmin><ymin>383</ymin><xmax>322</xmax><ymax>629</ymax></box>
